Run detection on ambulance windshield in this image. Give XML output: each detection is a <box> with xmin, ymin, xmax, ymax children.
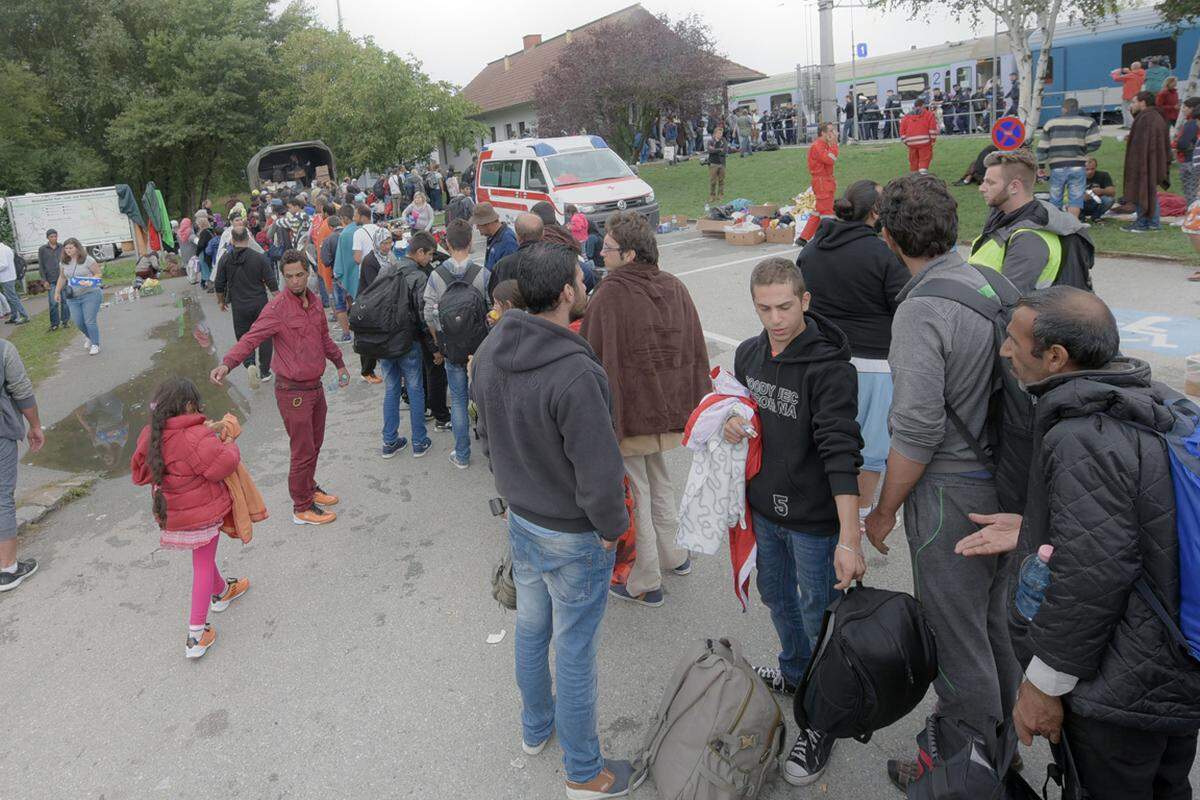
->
<box><xmin>544</xmin><ymin>149</ymin><xmax>634</xmax><ymax>187</ymax></box>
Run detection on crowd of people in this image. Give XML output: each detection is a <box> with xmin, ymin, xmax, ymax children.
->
<box><xmin>841</xmin><ymin>74</ymin><xmax>1019</xmax><ymax>143</ymax></box>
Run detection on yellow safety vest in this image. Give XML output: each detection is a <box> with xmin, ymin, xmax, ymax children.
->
<box><xmin>968</xmin><ymin>228</ymin><xmax>1062</xmax><ymax>290</ymax></box>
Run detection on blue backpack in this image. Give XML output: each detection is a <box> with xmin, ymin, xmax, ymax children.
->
<box><xmin>1129</xmin><ymin>388</ymin><xmax>1200</xmax><ymax>663</ymax></box>
<box><xmin>204</xmin><ymin>234</ymin><xmax>221</xmax><ymax>265</ymax></box>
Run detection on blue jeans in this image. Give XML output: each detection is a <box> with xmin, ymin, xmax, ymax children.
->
<box><xmin>1049</xmin><ymin>166</ymin><xmax>1086</xmax><ymax>210</ymax></box>
<box><xmin>1136</xmin><ymin>187</ymin><xmax>1161</xmax><ymax>229</ymax></box>
<box><xmin>66</xmin><ymin>290</ymin><xmax>102</xmax><ymax>345</ymax></box>
<box><xmin>380</xmin><ymin>348</ymin><xmax>428</xmax><ymax>449</ymax></box>
<box><xmin>509</xmin><ymin>512</ymin><xmax>615</xmax><ymax>784</ymax></box>
<box><xmin>753</xmin><ymin>511</ymin><xmax>840</xmax><ymax>686</ymax></box>
<box><xmin>1</xmin><ymin>282</ymin><xmax>28</xmax><ymax>321</ymax></box>
<box><xmin>445</xmin><ymin>361</ymin><xmax>470</xmax><ymax>461</ymax></box>
<box><xmin>740</xmin><ymin>136</ymin><xmax>752</xmax><ymax>156</ymax></box>
<box><xmin>48</xmin><ymin>290</ymin><xmax>69</xmax><ymax>327</ymax></box>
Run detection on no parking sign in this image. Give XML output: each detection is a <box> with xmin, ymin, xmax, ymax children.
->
<box><xmin>991</xmin><ymin>116</ymin><xmax>1026</xmax><ymax>150</ymax></box>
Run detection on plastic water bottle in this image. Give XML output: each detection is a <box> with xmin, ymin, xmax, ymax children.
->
<box><xmin>1015</xmin><ymin>545</ymin><xmax>1055</xmax><ymax>622</ymax></box>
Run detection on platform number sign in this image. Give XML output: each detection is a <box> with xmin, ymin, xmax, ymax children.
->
<box><xmin>855</xmin><ymin>43</ymin><xmax>868</xmax><ymax>58</ymax></box>
<box><xmin>992</xmin><ymin>116</ymin><xmax>1026</xmax><ymax>151</ymax></box>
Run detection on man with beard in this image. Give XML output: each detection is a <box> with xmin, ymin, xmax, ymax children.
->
<box><xmin>471</xmin><ymin>241</ymin><xmax>643</xmax><ymax>800</ymax></box>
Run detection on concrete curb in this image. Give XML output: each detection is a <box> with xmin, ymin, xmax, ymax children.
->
<box><xmin>15</xmin><ymin>473</ymin><xmax>100</xmax><ymax>532</ymax></box>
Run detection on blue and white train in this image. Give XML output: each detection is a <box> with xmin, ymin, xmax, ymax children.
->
<box><xmin>729</xmin><ymin>7</ymin><xmax>1199</xmax><ymax>127</ymax></box>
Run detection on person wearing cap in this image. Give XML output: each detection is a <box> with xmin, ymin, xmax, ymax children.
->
<box><xmin>38</xmin><ymin>230</ymin><xmax>68</xmax><ymax>331</ymax></box>
<box><xmin>469</xmin><ymin>203</ymin><xmax>518</xmax><ymax>274</ymax></box>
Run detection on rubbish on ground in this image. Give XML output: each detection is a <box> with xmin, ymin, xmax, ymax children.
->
<box><xmin>487</xmin><ymin>629</ymin><xmax>507</xmax><ymax>645</ymax></box>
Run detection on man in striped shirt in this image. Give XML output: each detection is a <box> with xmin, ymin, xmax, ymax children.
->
<box><xmin>1036</xmin><ymin>99</ymin><xmax>1102</xmax><ymax>219</ymax></box>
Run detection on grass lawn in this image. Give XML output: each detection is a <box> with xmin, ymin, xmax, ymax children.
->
<box><xmin>639</xmin><ymin>135</ymin><xmax>1197</xmax><ymax>262</ymax></box>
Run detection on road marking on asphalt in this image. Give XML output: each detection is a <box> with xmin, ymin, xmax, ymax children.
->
<box><xmin>674</xmin><ymin>247</ymin><xmax>800</xmax><ymax>277</ymax></box>
<box><xmin>658</xmin><ymin>235</ymin><xmax>709</xmax><ymax>248</ymax></box>
<box><xmin>704</xmin><ymin>330</ymin><xmax>744</xmax><ymax>347</ymax></box>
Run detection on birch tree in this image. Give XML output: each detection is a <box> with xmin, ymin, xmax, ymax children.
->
<box><xmin>871</xmin><ymin>0</ymin><xmax>1119</xmax><ymax>131</ymax></box>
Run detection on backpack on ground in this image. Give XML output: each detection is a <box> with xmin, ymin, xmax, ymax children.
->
<box><xmin>1117</xmin><ymin>386</ymin><xmax>1200</xmax><ymax>664</ymax></box>
<box><xmin>642</xmin><ymin>637</ymin><xmax>785</xmax><ymax>800</ymax></box>
<box><xmin>795</xmin><ymin>583</ymin><xmax>937</xmax><ymax>743</ymax></box>
<box><xmin>905</xmin><ymin>716</ymin><xmax>1040</xmax><ymax>800</ymax></box>
<box><xmin>435</xmin><ymin>263</ymin><xmax>489</xmax><ymax>365</ymax></box>
<box><xmin>348</xmin><ymin>269</ymin><xmax>414</xmax><ymax>359</ymax></box>
<box><xmin>908</xmin><ymin>264</ymin><xmax>1033</xmax><ymax>512</ymax></box>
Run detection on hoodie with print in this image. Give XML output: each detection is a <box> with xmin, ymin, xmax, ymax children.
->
<box><xmin>734</xmin><ymin>311</ymin><xmax>863</xmax><ymax>534</ymax></box>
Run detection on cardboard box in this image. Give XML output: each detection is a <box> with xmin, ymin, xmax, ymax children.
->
<box><xmin>725</xmin><ymin>228</ymin><xmax>765</xmax><ymax>246</ymax></box>
<box><xmin>668</xmin><ymin>214</ymin><xmax>690</xmax><ymax>227</ymax></box>
<box><xmin>696</xmin><ymin>219</ymin><xmax>730</xmax><ymax>237</ymax></box>
<box><xmin>765</xmin><ymin>225</ymin><xmax>795</xmax><ymax>244</ymax></box>
<box><xmin>748</xmin><ymin>203</ymin><xmax>779</xmax><ymax>218</ymax></box>
<box><xmin>315</xmin><ymin>165</ymin><xmax>330</xmax><ymax>180</ymax></box>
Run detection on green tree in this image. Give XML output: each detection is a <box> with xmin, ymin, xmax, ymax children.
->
<box><xmin>1157</xmin><ymin>0</ymin><xmax>1200</xmax><ymax>95</ymax></box>
<box><xmin>271</xmin><ymin>28</ymin><xmax>484</xmax><ymax>171</ymax></box>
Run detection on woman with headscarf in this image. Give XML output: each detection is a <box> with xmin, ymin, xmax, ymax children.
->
<box><xmin>195</xmin><ymin>213</ymin><xmax>217</xmax><ymax>290</ymax></box>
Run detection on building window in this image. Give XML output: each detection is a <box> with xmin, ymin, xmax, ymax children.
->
<box><xmin>896</xmin><ymin>73</ymin><xmax>929</xmax><ymax>100</ymax></box>
<box><xmin>519</xmin><ymin>121</ymin><xmax>527</xmax><ymax>137</ymax></box>
<box><xmin>489</xmin><ymin>127</ymin><xmax>496</xmax><ymax>143</ymax></box>
<box><xmin>505</xmin><ymin>123</ymin><xmax>515</xmax><ymax>139</ymax></box>
<box><xmin>1121</xmin><ymin>37</ymin><xmax>1177</xmax><ymax>70</ymax></box>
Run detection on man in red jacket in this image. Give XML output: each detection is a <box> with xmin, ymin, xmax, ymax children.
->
<box><xmin>210</xmin><ymin>249</ymin><xmax>350</xmax><ymax>525</ymax></box>
<box><xmin>900</xmin><ymin>99</ymin><xmax>939</xmax><ymax>174</ymax></box>
<box><xmin>801</xmin><ymin>122</ymin><xmax>839</xmax><ymax>242</ymax></box>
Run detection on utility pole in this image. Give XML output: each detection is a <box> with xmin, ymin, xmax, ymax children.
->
<box><xmin>336</xmin><ymin>0</ymin><xmax>343</xmax><ymax>33</ymax></box>
<box><xmin>818</xmin><ymin>0</ymin><xmax>837</xmax><ymax>124</ymax></box>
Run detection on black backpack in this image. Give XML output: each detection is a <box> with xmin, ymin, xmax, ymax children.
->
<box><xmin>435</xmin><ymin>263</ymin><xmax>488</xmax><ymax>365</ymax></box>
<box><xmin>426</xmin><ymin>171</ymin><xmax>441</xmax><ymax>191</ymax></box>
<box><xmin>1051</xmin><ymin>229</ymin><xmax>1095</xmax><ymax>291</ymax></box>
<box><xmin>795</xmin><ymin>583</ymin><xmax>937</xmax><ymax>743</ymax></box>
<box><xmin>13</xmin><ymin>253</ymin><xmax>27</xmax><ymax>282</ymax></box>
<box><xmin>348</xmin><ymin>268</ymin><xmax>414</xmax><ymax>359</ymax></box>
<box><xmin>908</xmin><ymin>264</ymin><xmax>1033</xmax><ymax>512</ymax></box>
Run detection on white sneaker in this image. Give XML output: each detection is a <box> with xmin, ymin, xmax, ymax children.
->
<box><xmin>522</xmin><ymin>730</ymin><xmax>553</xmax><ymax>755</ymax></box>
<box><xmin>83</xmin><ymin>338</ymin><xmax>92</xmax><ymax>351</ymax></box>
<box><xmin>88</xmin><ymin>344</ymin><xmax>100</xmax><ymax>356</ymax></box>
<box><xmin>246</xmin><ymin>364</ymin><xmax>261</xmax><ymax>389</ymax></box>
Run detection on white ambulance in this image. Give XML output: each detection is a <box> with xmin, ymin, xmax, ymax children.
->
<box><xmin>473</xmin><ymin>136</ymin><xmax>660</xmax><ymax>231</ymax></box>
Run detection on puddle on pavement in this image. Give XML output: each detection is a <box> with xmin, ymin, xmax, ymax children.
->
<box><xmin>26</xmin><ymin>296</ymin><xmax>251</xmax><ymax>478</ymax></box>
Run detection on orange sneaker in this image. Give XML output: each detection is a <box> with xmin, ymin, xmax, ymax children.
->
<box><xmin>185</xmin><ymin>624</ymin><xmax>216</xmax><ymax>659</ymax></box>
<box><xmin>210</xmin><ymin>577</ymin><xmax>249</xmax><ymax>612</ymax></box>
<box><xmin>293</xmin><ymin>504</ymin><xmax>337</xmax><ymax>525</ymax></box>
<box><xmin>312</xmin><ymin>488</ymin><xmax>339</xmax><ymax>506</ymax></box>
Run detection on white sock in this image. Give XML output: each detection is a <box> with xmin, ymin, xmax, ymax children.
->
<box><xmin>1</xmin><ymin>561</ymin><xmax>17</xmax><ymax>574</ymax></box>
<box><xmin>188</xmin><ymin>625</ymin><xmax>205</xmax><ymax>641</ymax></box>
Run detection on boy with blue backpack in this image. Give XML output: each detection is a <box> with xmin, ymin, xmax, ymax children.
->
<box><xmin>955</xmin><ymin>286</ymin><xmax>1200</xmax><ymax>800</ymax></box>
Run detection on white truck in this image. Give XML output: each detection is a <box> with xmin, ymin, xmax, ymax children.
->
<box><xmin>2</xmin><ymin>186</ymin><xmax>134</xmax><ymax>265</ymax></box>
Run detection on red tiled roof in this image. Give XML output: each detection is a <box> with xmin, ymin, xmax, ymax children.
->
<box><xmin>460</xmin><ymin>4</ymin><xmax>764</xmax><ymax>115</ymax></box>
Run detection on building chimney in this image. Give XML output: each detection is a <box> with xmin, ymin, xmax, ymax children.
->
<box><xmin>522</xmin><ymin>34</ymin><xmax>542</xmax><ymax>51</ymax></box>
<box><xmin>565</xmin><ymin>30</ymin><xmax>573</xmax><ymax>43</ymax></box>
<box><xmin>503</xmin><ymin>54</ymin><xmax>511</xmax><ymax>71</ymax></box>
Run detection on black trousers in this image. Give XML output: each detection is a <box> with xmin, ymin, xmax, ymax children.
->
<box><xmin>360</xmin><ymin>353</ymin><xmax>377</xmax><ymax>377</ymax></box>
<box><xmin>421</xmin><ymin>342</ymin><xmax>449</xmax><ymax>423</ymax></box>
<box><xmin>1064</xmin><ymin>710</ymin><xmax>1197</xmax><ymax>800</ymax></box>
<box><xmin>232</xmin><ymin>303</ymin><xmax>272</xmax><ymax>375</ymax></box>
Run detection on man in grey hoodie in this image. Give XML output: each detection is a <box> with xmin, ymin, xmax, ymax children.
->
<box><xmin>471</xmin><ymin>241</ymin><xmax>644</xmax><ymax>800</ymax></box>
<box><xmin>0</xmin><ymin>340</ymin><xmax>45</xmax><ymax>592</ymax></box>
<box><xmin>863</xmin><ymin>175</ymin><xmax>1023</xmax><ymax>791</ymax></box>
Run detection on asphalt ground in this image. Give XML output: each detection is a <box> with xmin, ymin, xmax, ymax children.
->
<box><xmin>2</xmin><ymin>228</ymin><xmax>1199</xmax><ymax>799</ymax></box>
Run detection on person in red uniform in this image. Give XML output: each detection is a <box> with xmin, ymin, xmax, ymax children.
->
<box><xmin>802</xmin><ymin>122</ymin><xmax>839</xmax><ymax>242</ymax></box>
<box><xmin>210</xmin><ymin>248</ymin><xmax>350</xmax><ymax>526</ymax></box>
<box><xmin>899</xmin><ymin>98</ymin><xmax>939</xmax><ymax>174</ymax></box>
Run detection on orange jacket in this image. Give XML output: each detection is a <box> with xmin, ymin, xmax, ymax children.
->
<box><xmin>1111</xmin><ymin>68</ymin><xmax>1145</xmax><ymax>101</ymax></box>
<box><xmin>900</xmin><ymin>109</ymin><xmax>939</xmax><ymax>147</ymax></box>
<box><xmin>808</xmin><ymin>139</ymin><xmax>838</xmax><ymax>182</ymax></box>
<box><xmin>311</xmin><ymin>217</ymin><xmax>334</xmax><ymax>289</ymax></box>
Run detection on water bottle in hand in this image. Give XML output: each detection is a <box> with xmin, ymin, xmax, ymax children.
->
<box><xmin>1015</xmin><ymin>544</ymin><xmax>1054</xmax><ymax>622</ymax></box>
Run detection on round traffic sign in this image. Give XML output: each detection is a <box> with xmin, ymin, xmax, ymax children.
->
<box><xmin>991</xmin><ymin>116</ymin><xmax>1026</xmax><ymax>151</ymax></box>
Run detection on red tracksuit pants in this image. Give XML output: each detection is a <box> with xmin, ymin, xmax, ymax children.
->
<box><xmin>908</xmin><ymin>143</ymin><xmax>934</xmax><ymax>172</ymax></box>
<box><xmin>274</xmin><ymin>381</ymin><xmax>327</xmax><ymax>513</ymax></box>
<box><xmin>803</xmin><ymin>176</ymin><xmax>837</xmax><ymax>240</ymax></box>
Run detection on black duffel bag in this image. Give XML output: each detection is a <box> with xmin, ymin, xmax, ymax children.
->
<box><xmin>795</xmin><ymin>582</ymin><xmax>937</xmax><ymax>743</ymax></box>
<box><xmin>906</xmin><ymin>716</ymin><xmax>1042</xmax><ymax>800</ymax></box>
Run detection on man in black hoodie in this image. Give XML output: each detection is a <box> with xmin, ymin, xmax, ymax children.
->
<box><xmin>726</xmin><ymin>256</ymin><xmax>864</xmax><ymax>788</ymax></box>
<box><xmin>215</xmin><ymin>226</ymin><xmax>278</xmax><ymax>388</ymax></box>
<box><xmin>471</xmin><ymin>242</ymin><xmax>644</xmax><ymax>800</ymax></box>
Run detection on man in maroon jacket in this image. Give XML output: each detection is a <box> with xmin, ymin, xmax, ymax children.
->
<box><xmin>210</xmin><ymin>249</ymin><xmax>350</xmax><ymax>525</ymax></box>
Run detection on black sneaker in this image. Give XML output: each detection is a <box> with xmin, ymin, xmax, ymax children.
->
<box><xmin>0</xmin><ymin>558</ymin><xmax>38</xmax><ymax>592</ymax></box>
<box><xmin>754</xmin><ymin>665</ymin><xmax>798</xmax><ymax>696</ymax></box>
<box><xmin>887</xmin><ymin>758</ymin><xmax>921</xmax><ymax>793</ymax></box>
<box><xmin>434</xmin><ymin>420</ymin><xmax>452</xmax><ymax>432</ymax></box>
<box><xmin>784</xmin><ymin>727</ymin><xmax>835</xmax><ymax>786</ymax></box>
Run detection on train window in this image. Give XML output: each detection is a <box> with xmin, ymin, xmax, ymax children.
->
<box><xmin>770</xmin><ymin>93</ymin><xmax>793</xmax><ymax>109</ymax></box>
<box><xmin>956</xmin><ymin>67</ymin><xmax>971</xmax><ymax>89</ymax></box>
<box><xmin>851</xmin><ymin>81</ymin><xmax>878</xmax><ymax>99</ymax></box>
<box><xmin>1121</xmin><ymin>36</ymin><xmax>1177</xmax><ymax>69</ymax></box>
<box><xmin>896</xmin><ymin>73</ymin><xmax>929</xmax><ymax>100</ymax></box>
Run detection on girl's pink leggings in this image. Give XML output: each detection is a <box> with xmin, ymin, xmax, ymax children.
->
<box><xmin>190</xmin><ymin>536</ymin><xmax>226</xmax><ymax>626</ymax></box>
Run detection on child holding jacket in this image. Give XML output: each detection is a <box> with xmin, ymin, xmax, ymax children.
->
<box><xmin>131</xmin><ymin>378</ymin><xmax>251</xmax><ymax>659</ymax></box>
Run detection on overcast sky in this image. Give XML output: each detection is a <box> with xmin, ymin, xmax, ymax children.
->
<box><xmin>308</xmin><ymin>0</ymin><xmax>992</xmax><ymax>86</ymax></box>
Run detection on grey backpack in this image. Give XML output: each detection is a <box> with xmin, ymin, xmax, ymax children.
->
<box><xmin>643</xmin><ymin>638</ymin><xmax>785</xmax><ymax>800</ymax></box>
